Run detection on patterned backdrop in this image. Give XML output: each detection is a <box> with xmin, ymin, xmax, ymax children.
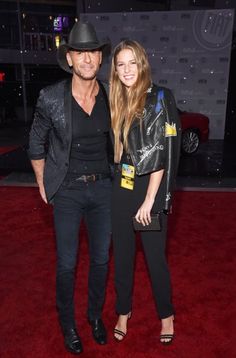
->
<box><xmin>81</xmin><ymin>9</ymin><xmax>234</xmax><ymax>139</ymax></box>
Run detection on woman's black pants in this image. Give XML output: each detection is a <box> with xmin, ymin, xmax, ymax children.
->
<box><xmin>112</xmin><ymin>168</ymin><xmax>174</xmax><ymax>319</ymax></box>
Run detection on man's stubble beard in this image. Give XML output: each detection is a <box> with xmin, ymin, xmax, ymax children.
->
<box><xmin>74</xmin><ymin>66</ymin><xmax>100</xmax><ymax>81</ymax></box>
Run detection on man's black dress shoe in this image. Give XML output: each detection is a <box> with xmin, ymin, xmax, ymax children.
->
<box><xmin>89</xmin><ymin>319</ymin><xmax>107</xmax><ymax>345</ymax></box>
<box><xmin>64</xmin><ymin>328</ymin><xmax>83</xmax><ymax>355</ymax></box>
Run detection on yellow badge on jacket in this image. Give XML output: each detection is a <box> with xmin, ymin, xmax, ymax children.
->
<box><xmin>165</xmin><ymin>122</ymin><xmax>177</xmax><ymax>137</ymax></box>
<box><xmin>121</xmin><ymin>163</ymin><xmax>135</xmax><ymax>190</ymax></box>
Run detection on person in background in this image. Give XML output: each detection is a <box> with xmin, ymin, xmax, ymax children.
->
<box><xmin>28</xmin><ymin>21</ymin><xmax>113</xmax><ymax>355</ymax></box>
<box><xmin>109</xmin><ymin>39</ymin><xmax>181</xmax><ymax>345</ymax></box>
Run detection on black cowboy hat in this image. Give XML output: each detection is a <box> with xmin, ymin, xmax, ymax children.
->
<box><xmin>57</xmin><ymin>21</ymin><xmax>109</xmax><ymax>73</ymax></box>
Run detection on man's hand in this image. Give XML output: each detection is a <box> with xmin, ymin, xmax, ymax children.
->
<box><xmin>31</xmin><ymin>159</ymin><xmax>48</xmax><ymax>203</ymax></box>
<box><xmin>39</xmin><ymin>183</ymin><xmax>48</xmax><ymax>204</ymax></box>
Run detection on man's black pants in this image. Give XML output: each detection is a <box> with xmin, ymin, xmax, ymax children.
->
<box><xmin>53</xmin><ymin>178</ymin><xmax>111</xmax><ymax>331</ymax></box>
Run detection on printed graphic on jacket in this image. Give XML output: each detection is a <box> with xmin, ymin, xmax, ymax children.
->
<box><xmin>165</xmin><ymin>122</ymin><xmax>177</xmax><ymax>137</ymax></box>
<box><xmin>136</xmin><ymin>142</ymin><xmax>164</xmax><ymax>167</ymax></box>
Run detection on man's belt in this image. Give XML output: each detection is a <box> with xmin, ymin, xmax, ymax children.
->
<box><xmin>75</xmin><ymin>174</ymin><xmax>110</xmax><ymax>182</ymax></box>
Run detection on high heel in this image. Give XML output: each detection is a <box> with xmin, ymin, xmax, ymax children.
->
<box><xmin>160</xmin><ymin>315</ymin><xmax>174</xmax><ymax>345</ymax></box>
<box><xmin>113</xmin><ymin>312</ymin><xmax>131</xmax><ymax>342</ymax></box>
<box><xmin>159</xmin><ymin>333</ymin><xmax>174</xmax><ymax>345</ymax></box>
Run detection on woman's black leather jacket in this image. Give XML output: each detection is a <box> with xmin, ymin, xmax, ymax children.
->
<box><xmin>128</xmin><ymin>84</ymin><xmax>181</xmax><ymax>211</ymax></box>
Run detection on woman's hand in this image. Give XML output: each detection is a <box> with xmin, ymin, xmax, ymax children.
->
<box><xmin>135</xmin><ymin>197</ymin><xmax>154</xmax><ymax>226</ymax></box>
<box><xmin>135</xmin><ymin>169</ymin><xmax>164</xmax><ymax>226</ymax></box>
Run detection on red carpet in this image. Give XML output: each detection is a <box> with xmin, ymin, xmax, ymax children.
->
<box><xmin>0</xmin><ymin>187</ymin><xmax>235</xmax><ymax>358</ymax></box>
<box><xmin>0</xmin><ymin>146</ymin><xmax>19</xmax><ymax>155</ymax></box>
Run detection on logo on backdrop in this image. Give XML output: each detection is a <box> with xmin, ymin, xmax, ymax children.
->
<box><xmin>193</xmin><ymin>10</ymin><xmax>233</xmax><ymax>50</ymax></box>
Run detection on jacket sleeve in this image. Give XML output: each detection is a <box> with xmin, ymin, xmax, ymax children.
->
<box><xmin>28</xmin><ymin>89</ymin><xmax>52</xmax><ymax>160</ymax></box>
<box><xmin>162</xmin><ymin>88</ymin><xmax>181</xmax><ymax>212</ymax></box>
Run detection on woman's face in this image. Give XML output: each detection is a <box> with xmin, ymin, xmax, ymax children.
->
<box><xmin>115</xmin><ymin>48</ymin><xmax>138</xmax><ymax>88</ymax></box>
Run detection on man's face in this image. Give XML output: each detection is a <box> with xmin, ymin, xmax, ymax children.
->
<box><xmin>66</xmin><ymin>49</ymin><xmax>102</xmax><ymax>80</ymax></box>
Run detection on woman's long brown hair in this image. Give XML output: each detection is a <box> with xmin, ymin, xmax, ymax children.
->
<box><xmin>109</xmin><ymin>40</ymin><xmax>152</xmax><ymax>162</ymax></box>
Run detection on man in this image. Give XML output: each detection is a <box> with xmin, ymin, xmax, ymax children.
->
<box><xmin>28</xmin><ymin>21</ymin><xmax>112</xmax><ymax>355</ymax></box>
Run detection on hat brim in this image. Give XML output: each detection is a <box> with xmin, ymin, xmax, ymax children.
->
<box><xmin>57</xmin><ymin>41</ymin><xmax>109</xmax><ymax>74</ymax></box>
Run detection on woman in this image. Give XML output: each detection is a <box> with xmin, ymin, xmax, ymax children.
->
<box><xmin>109</xmin><ymin>40</ymin><xmax>181</xmax><ymax>345</ymax></box>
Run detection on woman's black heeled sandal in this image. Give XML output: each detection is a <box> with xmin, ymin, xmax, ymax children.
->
<box><xmin>113</xmin><ymin>312</ymin><xmax>132</xmax><ymax>342</ymax></box>
<box><xmin>160</xmin><ymin>333</ymin><xmax>174</xmax><ymax>345</ymax></box>
<box><xmin>114</xmin><ymin>328</ymin><xmax>126</xmax><ymax>341</ymax></box>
